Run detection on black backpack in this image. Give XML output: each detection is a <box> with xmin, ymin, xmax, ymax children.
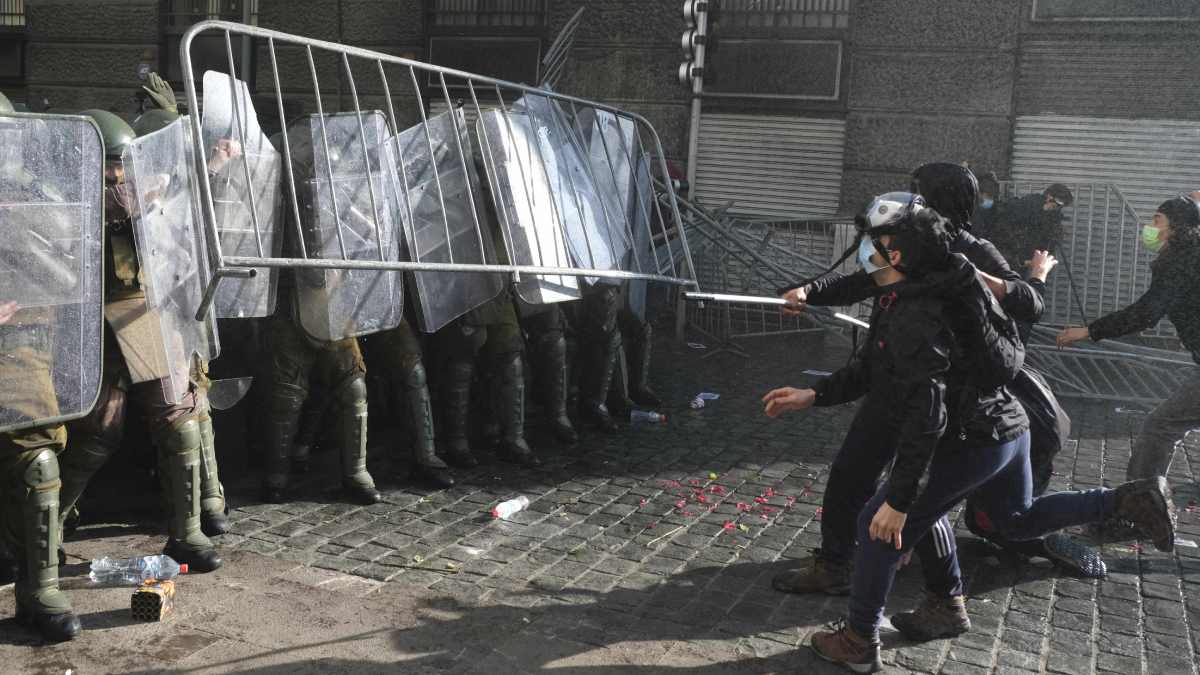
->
<box><xmin>943</xmin><ymin>253</ymin><xmax>1026</xmax><ymax>390</ymax></box>
<box><xmin>1009</xmin><ymin>366</ymin><xmax>1070</xmax><ymax>495</ymax></box>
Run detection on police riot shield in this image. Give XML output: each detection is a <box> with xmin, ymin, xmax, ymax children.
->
<box><xmin>288</xmin><ymin>111</ymin><xmax>404</xmax><ymax>341</ymax></box>
<box><xmin>121</xmin><ymin>116</ymin><xmax>220</xmax><ymax>404</ymax></box>
<box><xmin>477</xmin><ymin>108</ymin><xmax>580</xmax><ymax>305</ymax></box>
<box><xmin>0</xmin><ymin>113</ymin><xmax>105</xmax><ymax>433</ymax></box>
<box><xmin>202</xmin><ymin>71</ymin><xmax>283</xmax><ymax>318</ymax></box>
<box><xmin>516</xmin><ymin>95</ymin><xmax>627</xmax><ymax>286</ymax></box>
<box><xmin>391</xmin><ymin>110</ymin><xmax>504</xmax><ymax>334</ymax></box>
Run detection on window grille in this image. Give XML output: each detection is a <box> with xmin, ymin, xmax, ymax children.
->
<box><xmin>717</xmin><ymin>0</ymin><xmax>850</xmax><ymax>30</ymax></box>
<box><xmin>428</xmin><ymin>0</ymin><xmax>547</xmax><ymax>30</ymax></box>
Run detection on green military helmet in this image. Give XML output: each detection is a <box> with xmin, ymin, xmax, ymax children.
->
<box><xmin>132</xmin><ymin>107</ymin><xmax>179</xmax><ymax>137</ymax></box>
<box><xmin>79</xmin><ymin>109</ymin><xmax>136</xmax><ymax>159</ymax></box>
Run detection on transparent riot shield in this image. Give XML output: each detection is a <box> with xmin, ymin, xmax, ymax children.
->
<box><xmin>0</xmin><ymin>113</ymin><xmax>104</xmax><ymax>433</ymax></box>
<box><xmin>517</xmin><ymin>95</ymin><xmax>629</xmax><ymax>285</ymax></box>
<box><xmin>477</xmin><ymin>108</ymin><xmax>580</xmax><ymax>305</ymax></box>
<box><xmin>288</xmin><ymin>111</ymin><xmax>404</xmax><ymax>341</ymax></box>
<box><xmin>390</xmin><ymin>110</ymin><xmax>504</xmax><ymax>334</ymax></box>
<box><xmin>121</xmin><ymin>116</ymin><xmax>220</xmax><ymax>404</ymax></box>
<box><xmin>202</xmin><ymin>70</ymin><xmax>283</xmax><ymax>318</ymax></box>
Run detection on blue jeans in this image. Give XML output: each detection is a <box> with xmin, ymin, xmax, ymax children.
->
<box><xmin>847</xmin><ymin>431</ymin><xmax>1115</xmax><ymax>640</ymax></box>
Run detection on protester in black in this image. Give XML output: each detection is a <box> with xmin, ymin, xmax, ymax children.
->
<box><xmin>764</xmin><ymin>195</ymin><xmax>1176</xmax><ymax>673</ymax></box>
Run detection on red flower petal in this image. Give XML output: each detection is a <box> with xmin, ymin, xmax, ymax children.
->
<box><xmin>765</xmin><ymin>488</ymin><xmax>775</xmax><ymax>497</ymax></box>
<box><xmin>736</xmin><ymin>502</ymin><xmax>751</xmax><ymax>511</ymax></box>
<box><xmin>754</xmin><ymin>496</ymin><xmax>768</xmax><ymax>504</ymax></box>
<box><xmin>723</xmin><ymin>521</ymin><xmax>735</xmax><ymax>530</ymax></box>
<box><xmin>675</xmin><ymin>499</ymin><xmax>686</xmax><ymax>509</ymax></box>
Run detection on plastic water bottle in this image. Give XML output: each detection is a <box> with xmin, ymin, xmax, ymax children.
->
<box><xmin>492</xmin><ymin>496</ymin><xmax>530</xmax><ymax>520</ymax></box>
<box><xmin>630</xmin><ymin>410</ymin><xmax>667</xmax><ymax>424</ymax></box>
<box><xmin>89</xmin><ymin>554</ymin><xmax>188</xmax><ymax>585</ymax></box>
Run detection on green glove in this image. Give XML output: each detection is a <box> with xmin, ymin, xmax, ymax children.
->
<box><xmin>142</xmin><ymin>72</ymin><xmax>178</xmax><ymax>114</ymax></box>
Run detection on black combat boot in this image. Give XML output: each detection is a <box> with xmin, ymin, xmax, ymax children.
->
<box><xmin>626</xmin><ymin>321</ymin><xmax>662</xmax><ymax>408</ymax></box>
<box><xmin>537</xmin><ymin>333</ymin><xmax>578</xmax><ymax>445</ymax></box>
<box><xmin>580</xmin><ymin>331</ymin><xmax>621</xmax><ymax>434</ymax></box>
<box><xmin>158</xmin><ymin>420</ymin><xmax>223</xmax><ymax>573</ymax></box>
<box><xmin>495</xmin><ymin>352</ymin><xmax>542</xmax><ymax>467</ymax></box>
<box><xmin>337</xmin><ymin>377</ymin><xmax>381</xmax><ymax>505</ymax></box>
<box><xmin>196</xmin><ymin>410</ymin><xmax>230</xmax><ymax>536</ymax></box>
<box><xmin>11</xmin><ymin>449</ymin><xmax>80</xmax><ymax>642</ymax></box>
<box><xmin>262</xmin><ymin>382</ymin><xmax>306</xmax><ymax>504</ymax></box>
<box><xmin>440</xmin><ymin>359</ymin><xmax>479</xmax><ymax>469</ymax></box>
<box><xmin>401</xmin><ymin>361</ymin><xmax>455</xmax><ymax>489</ymax></box>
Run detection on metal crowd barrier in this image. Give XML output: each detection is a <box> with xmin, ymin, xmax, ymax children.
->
<box><xmin>180</xmin><ymin>20</ymin><xmax>699</xmax><ymax>321</ymax></box>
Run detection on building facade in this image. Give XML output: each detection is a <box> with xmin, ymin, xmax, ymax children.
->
<box><xmin>9</xmin><ymin>0</ymin><xmax>1200</xmax><ymax>222</ymax></box>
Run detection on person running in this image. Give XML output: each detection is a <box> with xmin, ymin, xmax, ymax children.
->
<box><xmin>764</xmin><ymin>194</ymin><xmax>1175</xmax><ymax>673</ymax></box>
<box><xmin>1057</xmin><ymin>196</ymin><xmax>1200</xmax><ymax>486</ymax></box>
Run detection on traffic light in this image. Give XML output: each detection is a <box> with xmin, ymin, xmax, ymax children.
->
<box><xmin>678</xmin><ymin>0</ymin><xmax>710</xmax><ymax>89</ymax></box>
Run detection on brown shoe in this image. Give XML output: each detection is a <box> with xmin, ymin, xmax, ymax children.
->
<box><xmin>891</xmin><ymin>591</ymin><xmax>971</xmax><ymax>641</ymax></box>
<box><xmin>772</xmin><ymin>552</ymin><xmax>851</xmax><ymax>595</ymax></box>
<box><xmin>1113</xmin><ymin>476</ymin><xmax>1177</xmax><ymax>552</ymax></box>
<box><xmin>810</xmin><ymin>619</ymin><xmax>882</xmax><ymax>673</ymax></box>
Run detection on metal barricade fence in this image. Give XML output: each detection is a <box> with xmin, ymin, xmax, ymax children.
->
<box><xmin>996</xmin><ymin>181</ymin><xmax>1168</xmax><ymax>336</ymax></box>
<box><xmin>180</xmin><ymin>20</ymin><xmax>699</xmax><ymax>322</ymax></box>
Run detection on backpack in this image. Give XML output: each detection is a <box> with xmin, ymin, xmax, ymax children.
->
<box><xmin>1009</xmin><ymin>366</ymin><xmax>1070</xmax><ymax>495</ymax></box>
<box><xmin>942</xmin><ymin>253</ymin><xmax>1025</xmax><ymax>390</ymax></box>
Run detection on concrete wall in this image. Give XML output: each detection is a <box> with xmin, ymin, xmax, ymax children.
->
<box><xmin>18</xmin><ymin>0</ymin><xmax>1200</xmax><ymax>217</ymax></box>
<box><xmin>838</xmin><ymin>0</ymin><xmax>1022</xmax><ymax>215</ymax></box>
<box><xmin>24</xmin><ymin>0</ymin><xmax>159</xmax><ymax>114</ymax></box>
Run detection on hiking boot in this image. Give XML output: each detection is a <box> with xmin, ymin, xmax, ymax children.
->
<box><xmin>810</xmin><ymin>619</ymin><xmax>882</xmax><ymax>674</ymax></box>
<box><xmin>771</xmin><ymin>553</ymin><xmax>850</xmax><ymax>595</ymax></box>
<box><xmin>1113</xmin><ymin>476</ymin><xmax>1176</xmax><ymax>552</ymax></box>
<box><xmin>1041</xmin><ymin>533</ymin><xmax>1106</xmax><ymax>578</ymax></box>
<box><xmin>891</xmin><ymin>592</ymin><xmax>971</xmax><ymax>642</ymax></box>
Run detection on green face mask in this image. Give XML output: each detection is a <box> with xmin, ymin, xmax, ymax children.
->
<box><xmin>1142</xmin><ymin>225</ymin><xmax>1165</xmax><ymax>252</ymax></box>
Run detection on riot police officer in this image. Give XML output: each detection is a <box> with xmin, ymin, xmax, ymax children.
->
<box><xmin>59</xmin><ymin>109</ymin><xmax>223</xmax><ymax>572</ymax></box>
<box><xmin>0</xmin><ymin>90</ymin><xmax>83</xmax><ymax>641</ymax></box>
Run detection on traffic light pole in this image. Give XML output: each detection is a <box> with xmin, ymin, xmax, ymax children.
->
<box><xmin>680</xmin><ymin>1</ymin><xmax>708</xmax><ymax>202</ymax></box>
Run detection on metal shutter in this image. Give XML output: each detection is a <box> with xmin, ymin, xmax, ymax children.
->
<box><xmin>1010</xmin><ymin>115</ymin><xmax>1200</xmax><ymax>333</ymax></box>
<box><xmin>694</xmin><ymin>113</ymin><xmax>845</xmax><ymax>220</ymax></box>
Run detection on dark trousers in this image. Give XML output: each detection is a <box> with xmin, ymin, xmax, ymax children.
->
<box><xmin>847</xmin><ymin>432</ymin><xmax>1115</xmax><ymax>639</ymax></box>
<box><xmin>819</xmin><ymin>398</ymin><xmax>896</xmax><ymax>564</ymax></box>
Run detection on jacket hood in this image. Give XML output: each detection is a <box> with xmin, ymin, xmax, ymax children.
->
<box><xmin>910</xmin><ymin>162</ymin><xmax>979</xmax><ymax>232</ymax></box>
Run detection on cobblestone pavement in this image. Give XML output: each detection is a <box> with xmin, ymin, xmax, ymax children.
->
<box><xmin>39</xmin><ymin>332</ymin><xmax>1200</xmax><ymax>673</ymax></box>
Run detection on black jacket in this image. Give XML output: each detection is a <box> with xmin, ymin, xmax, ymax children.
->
<box><xmin>1088</xmin><ymin>241</ymin><xmax>1200</xmax><ymax>364</ymax></box>
<box><xmin>802</xmin><ymin>231</ymin><xmax>1045</xmax><ymax>337</ymax></box>
<box><xmin>976</xmin><ymin>193</ymin><xmax>1064</xmax><ymax>265</ymax></box>
<box><xmin>812</xmin><ymin>281</ymin><xmax>952</xmax><ymax>512</ymax></box>
<box><xmin>808</xmin><ymin>256</ymin><xmax>1030</xmax><ymax>511</ymax></box>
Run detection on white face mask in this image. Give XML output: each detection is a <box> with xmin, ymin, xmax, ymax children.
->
<box><xmin>858</xmin><ymin>237</ymin><xmax>890</xmax><ymax>274</ymax></box>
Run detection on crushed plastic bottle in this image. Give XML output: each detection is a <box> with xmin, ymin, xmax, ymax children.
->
<box><xmin>89</xmin><ymin>554</ymin><xmax>187</xmax><ymax>585</ymax></box>
<box><xmin>491</xmin><ymin>496</ymin><xmax>531</xmax><ymax>520</ymax></box>
<box><xmin>631</xmin><ymin>410</ymin><xmax>667</xmax><ymax>424</ymax></box>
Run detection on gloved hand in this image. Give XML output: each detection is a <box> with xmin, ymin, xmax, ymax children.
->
<box><xmin>142</xmin><ymin>72</ymin><xmax>178</xmax><ymax>113</ymax></box>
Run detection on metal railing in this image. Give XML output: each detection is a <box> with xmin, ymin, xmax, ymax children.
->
<box><xmin>180</xmin><ymin>20</ymin><xmax>699</xmax><ymax>321</ymax></box>
<box><xmin>673</xmin><ymin>193</ymin><xmax>854</xmax><ymax>351</ymax></box>
<box><xmin>995</xmin><ymin>180</ymin><xmax>1170</xmax><ymax>336</ymax></box>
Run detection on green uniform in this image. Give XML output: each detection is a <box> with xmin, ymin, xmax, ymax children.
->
<box><xmin>57</xmin><ymin>109</ymin><xmax>222</xmax><ymax>576</ymax></box>
<box><xmin>435</xmin><ymin>287</ymin><xmax>540</xmax><ymax>468</ymax></box>
<box><xmin>361</xmin><ymin>318</ymin><xmax>454</xmax><ymax>487</ymax></box>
